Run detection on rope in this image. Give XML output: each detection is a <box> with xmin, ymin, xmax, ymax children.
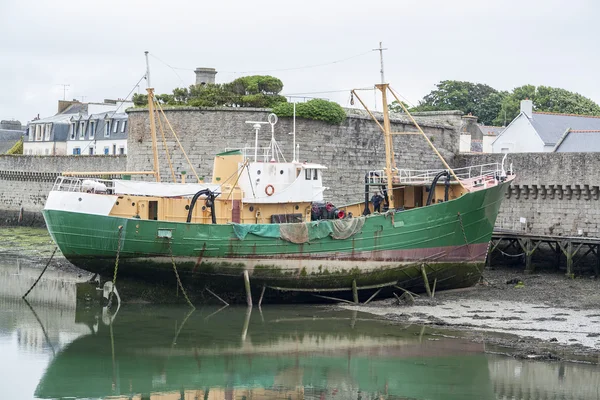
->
<box><xmin>107</xmin><ymin>226</ymin><xmax>123</xmax><ymax>308</ymax></box>
<box><xmin>167</xmin><ymin>239</ymin><xmax>195</xmax><ymax>309</ymax></box>
<box><xmin>155</xmin><ymin>101</ymin><xmax>201</xmax><ymax>183</ymax></box>
<box><xmin>498</xmin><ymin>249</ymin><xmax>525</xmax><ymax>258</ymax></box>
<box><xmin>155</xmin><ymin>104</ymin><xmax>177</xmax><ymax>183</ymax></box>
<box><xmin>457</xmin><ymin>212</ymin><xmax>472</xmax><ymax>258</ymax></box>
<box><xmin>22</xmin><ymin>247</ymin><xmax>57</xmax><ymax>299</ymax></box>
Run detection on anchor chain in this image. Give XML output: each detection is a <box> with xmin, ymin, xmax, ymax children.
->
<box><xmin>107</xmin><ymin>225</ymin><xmax>123</xmax><ymax>308</ymax></box>
<box><xmin>457</xmin><ymin>212</ymin><xmax>472</xmax><ymax>258</ymax></box>
<box><xmin>167</xmin><ymin>239</ymin><xmax>195</xmax><ymax>309</ymax></box>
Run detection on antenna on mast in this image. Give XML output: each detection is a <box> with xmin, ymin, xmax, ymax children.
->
<box><xmin>144</xmin><ymin>51</ymin><xmax>151</xmax><ymax>87</ymax></box>
<box><xmin>372</xmin><ymin>41</ymin><xmax>388</xmax><ymax>84</ymax></box>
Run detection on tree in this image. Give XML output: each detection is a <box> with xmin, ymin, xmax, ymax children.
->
<box><xmin>273</xmin><ymin>99</ymin><xmax>346</xmax><ymax>125</ymax></box>
<box><xmin>407</xmin><ymin>80</ymin><xmax>505</xmax><ymax>125</ymax></box>
<box><xmin>388</xmin><ymin>100</ymin><xmax>412</xmax><ymax>113</ymax></box>
<box><xmin>492</xmin><ymin>85</ymin><xmax>600</xmax><ymax>125</ymax></box>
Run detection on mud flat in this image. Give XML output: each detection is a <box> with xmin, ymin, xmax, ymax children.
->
<box><xmin>342</xmin><ymin>267</ymin><xmax>600</xmax><ymax>364</ymax></box>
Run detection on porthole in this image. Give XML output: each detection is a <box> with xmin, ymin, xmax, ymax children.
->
<box><xmin>249</xmin><ymin>205</ymin><xmax>254</xmax><ymax>212</ymax></box>
<box><xmin>115</xmin><ymin>201</ymin><xmax>119</xmax><ymax>205</ymax></box>
<box><xmin>295</xmin><ymin>205</ymin><xmax>299</xmax><ymax>210</ymax></box>
<box><xmin>185</xmin><ymin>205</ymin><xmax>190</xmax><ymax>210</ymax></box>
<box><xmin>201</xmin><ymin>206</ymin><xmax>206</xmax><ymax>211</ymax></box>
<box><xmin>131</xmin><ymin>202</ymin><xmax>135</xmax><ymax>206</ymax></box>
<box><xmin>280</xmin><ymin>170</ymin><xmax>284</xmax><ymax>175</ymax></box>
<box><xmin>257</xmin><ymin>170</ymin><xmax>261</xmax><ymax>175</ymax></box>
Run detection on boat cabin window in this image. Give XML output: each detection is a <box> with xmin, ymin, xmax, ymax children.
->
<box><xmin>313</xmin><ymin>169</ymin><xmax>318</xmax><ymax>180</ymax></box>
<box><xmin>305</xmin><ymin>169</ymin><xmax>312</xmax><ymax>180</ymax></box>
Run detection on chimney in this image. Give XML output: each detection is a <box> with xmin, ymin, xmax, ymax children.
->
<box><xmin>520</xmin><ymin>99</ymin><xmax>533</xmax><ymax>118</ymax></box>
<box><xmin>194</xmin><ymin>67</ymin><xmax>217</xmax><ymax>85</ymax></box>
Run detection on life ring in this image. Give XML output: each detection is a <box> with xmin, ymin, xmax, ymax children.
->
<box><xmin>265</xmin><ymin>184</ymin><xmax>275</xmax><ymax>196</ymax></box>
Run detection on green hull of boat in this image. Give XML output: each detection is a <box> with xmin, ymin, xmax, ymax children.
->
<box><xmin>43</xmin><ymin>180</ymin><xmax>510</xmax><ymax>297</ymax></box>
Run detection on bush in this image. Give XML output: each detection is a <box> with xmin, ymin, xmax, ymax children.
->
<box><xmin>273</xmin><ymin>99</ymin><xmax>346</xmax><ymax>125</ymax></box>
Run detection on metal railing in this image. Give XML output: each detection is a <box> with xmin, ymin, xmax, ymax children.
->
<box><xmin>367</xmin><ymin>163</ymin><xmax>503</xmax><ymax>185</ymax></box>
<box><xmin>52</xmin><ymin>176</ymin><xmax>115</xmax><ymax>194</ymax></box>
<box><xmin>225</xmin><ymin>147</ymin><xmax>288</xmax><ymax>163</ymax></box>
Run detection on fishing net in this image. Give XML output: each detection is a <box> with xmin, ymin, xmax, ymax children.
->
<box><xmin>331</xmin><ymin>217</ymin><xmax>366</xmax><ymax>239</ymax></box>
<box><xmin>232</xmin><ymin>217</ymin><xmax>365</xmax><ymax>243</ymax></box>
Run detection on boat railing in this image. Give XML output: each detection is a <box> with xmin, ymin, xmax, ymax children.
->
<box><xmin>367</xmin><ymin>163</ymin><xmax>503</xmax><ymax>185</ymax></box>
<box><xmin>52</xmin><ymin>176</ymin><xmax>115</xmax><ymax>194</ymax></box>
<box><xmin>225</xmin><ymin>147</ymin><xmax>281</xmax><ymax>163</ymax></box>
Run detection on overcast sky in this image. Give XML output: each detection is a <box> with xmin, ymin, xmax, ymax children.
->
<box><xmin>1</xmin><ymin>0</ymin><xmax>598</xmax><ymax>124</ymax></box>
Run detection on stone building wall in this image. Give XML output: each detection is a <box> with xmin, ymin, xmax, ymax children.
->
<box><xmin>0</xmin><ymin>155</ymin><xmax>127</xmax><ymax>225</ymax></box>
<box><xmin>127</xmin><ymin>107</ymin><xmax>463</xmax><ymax>204</ymax></box>
<box><xmin>455</xmin><ymin>153</ymin><xmax>600</xmax><ymax>237</ymax></box>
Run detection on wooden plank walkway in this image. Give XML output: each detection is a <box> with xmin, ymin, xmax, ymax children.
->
<box><xmin>490</xmin><ymin>229</ymin><xmax>600</xmax><ymax>276</ymax></box>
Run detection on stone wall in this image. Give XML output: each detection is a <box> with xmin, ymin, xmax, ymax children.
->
<box><xmin>127</xmin><ymin>107</ymin><xmax>463</xmax><ymax>204</ymax></box>
<box><xmin>455</xmin><ymin>153</ymin><xmax>600</xmax><ymax>237</ymax></box>
<box><xmin>0</xmin><ymin>155</ymin><xmax>127</xmax><ymax>225</ymax></box>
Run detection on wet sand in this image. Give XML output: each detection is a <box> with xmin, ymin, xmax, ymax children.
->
<box><xmin>342</xmin><ymin>267</ymin><xmax>600</xmax><ymax>363</ymax></box>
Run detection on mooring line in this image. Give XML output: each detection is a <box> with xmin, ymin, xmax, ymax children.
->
<box><xmin>22</xmin><ymin>247</ymin><xmax>58</xmax><ymax>299</ymax></box>
<box><xmin>168</xmin><ymin>240</ymin><xmax>195</xmax><ymax>309</ymax></box>
<box><xmin>107</xmin><ymin>226</ymin><xmax>123</xmax><ymax>309</ymax></box>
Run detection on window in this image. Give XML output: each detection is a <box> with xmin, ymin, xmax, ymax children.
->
<box><xmin>104</xmin><ymin>120</ymin><xmax>111</xmax><ymax>137</ymax></box>
<box><xmin>89</xmin><ymin>121</ymin><xmax>95</xmax><ymax>139</ymax></box>
<box><xmin>73</xmin><ymin>147</ymin><xmax>81</xmax><ymax>155</ymax></box>
<box><xmin>113</xmin><ymin>120</ymin><xmax>118</xmax><ymax>133</ymax></box>
<box><xmin>112</xmin><ymin>144</ymin><xmax>116</xmax><ymax>155</ymax></box>
<box><xmin>313</xmin><ymin>169</ymin><xmax>318</xmax><ymax>180</ymax></box>
<box><xmin>119</xmin><ymin>146</ymin><xmax>125</xmax><ymax>155</ymax></box>
<box><xmin>79</xmin><ymin>121</ymin><xmax>86</xmax><ymax>139</ymax></box>
<box><xmin>305</xmin><ymin>169</ymin><xmax>312</xmax><ymax>180</ymax></box>
<box><xmin>44</xmin><ymin>124</ymin><xmax>51</xmax><ymax>140</ymax></box>
<box><xmin>501</xmin><ymin>147</ymin><xmax>509</xmax><ymax>153</ymax></box>
<box><xmin>69</xmin><ymin>123</ymin><xmax>76</xmax><ymax>140</ymax></box>
<box><xmin>104</xmin><ymin>147</ymin><xmax>109</xmax><ymax>155</ymax></box>
<box><xmin>35</xmin><ymin>125</ymin><xmax>42</xmax><ymax>141</ymax></box>
<box><xmin>120</xmin><ymin>121</ymin><xmax>126</xmax><ymax>133</ymax></box>
<box><xmin>89</xmin><ymin>147</ymin><xmax>94</xmax><ymax>155</ymax></box>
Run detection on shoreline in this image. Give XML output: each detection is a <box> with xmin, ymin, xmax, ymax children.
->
<box><xmin>340</xmin><ymin>267</ymin><xmax>600</xmax><ymax>364</ymax></box>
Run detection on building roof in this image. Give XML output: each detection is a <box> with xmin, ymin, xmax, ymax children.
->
<box><xmin>478</xmin><ymin>125</ymin><xmax>504</xmax><ymax>137</ymax></box>
<box><xmin>0</xmin><ymin>130</ymin><xmax>24</xmax><ymax>153</ymax></box>
<box><xmin>554</xmin><ymin>130</ymin><xmax>600</xmax><ymax>152</ymax></box>
<box><xmin>528</xmin><ymin>112</ymin><xmax>600</xmax><ymax>146</ymax></box>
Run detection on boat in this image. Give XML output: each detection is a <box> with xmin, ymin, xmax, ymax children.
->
<box><xmin>42</xmin><ymin>66</ymin><xmax>514</xmax><ymax>303</ymax></box>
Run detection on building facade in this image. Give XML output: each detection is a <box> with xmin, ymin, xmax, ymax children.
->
<box><xmin>492</xmin><ymin>100</ymin><xmax>600</xmax><ymax>153</ymax></box>
<box><xmin>66</xmin><ymin>112</ymin><xmax>128</xmax><ymax>156</ymax></box>
<box><xmin>24</xmin><ymin>100</ymin><xmax>131</xmax><ymax>156</ymax></box>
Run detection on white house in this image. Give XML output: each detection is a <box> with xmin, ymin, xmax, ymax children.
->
<box><xmin>492</xmin><ymin>100</ymin><xmax>600</xmax><ymax>153</ymax></box>
<box><xmin>66</xmin><ymin>112</ymin><xmax>128</xmax><ymax>155</ymax></box>
<box><xmin>25</xmin><ymin>100</ymin><xmax>132</xmax><ymax>156</ymax></box>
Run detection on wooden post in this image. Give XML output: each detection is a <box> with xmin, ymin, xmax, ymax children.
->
<box><xmin>525</xmin><ymin>239</ymin><xmax>534</xmax><ymax>273</ymax></box>
<box><xmin>566</xmin><ymin>240</ymin><xmax>574</xmax><ymax>277</ymax></box>
<box><xmin>595</xmin><ymin>245</ymin><xmax>600</xmax><ymax>277</ymax></box>
<box><xmin>352</xmin><ymin>279</ymin><xmax>359</xmax><ymax>304</ymax></box>
<box><xmin>243</xmin><ymin>270</ymin><xmax>252</xmax><ymax>307</ymax></box>
<box><xmin>421</xmin><ymin>264</ymin><xmax>432</xmax><ymax>298</ymax></box>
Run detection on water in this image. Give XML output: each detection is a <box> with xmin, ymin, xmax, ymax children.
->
<box><xmin>1</xmin><ymin>253</ymin><xmax>600</xmax><ymax>399</ymax></box>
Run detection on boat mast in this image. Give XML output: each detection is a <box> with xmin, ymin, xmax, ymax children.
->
<box><xmin>377</xmin><ymin>83</ymin><xmax>396</xmax><ymax>210</ymax></box>
<box><xmin>145</xmin><ymin>51</ymin><xmax>161</xmax><ymax>182</ymax></box>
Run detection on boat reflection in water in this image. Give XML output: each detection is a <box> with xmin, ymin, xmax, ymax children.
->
<box><xmin>2</xmin><ymin>259</ymin><xmax>600</xmax><ymax>400</ymax></box>
<box><xmin>35</xmin><ymin>299</ymin><xmax>495</xmax><ymax>400</ymax></box>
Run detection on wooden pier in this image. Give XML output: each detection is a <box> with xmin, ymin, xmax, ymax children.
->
<box><xmin>489</xmin><ymin>229</ymin><xmax>600</xmax><ymax>276</ymax></box>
